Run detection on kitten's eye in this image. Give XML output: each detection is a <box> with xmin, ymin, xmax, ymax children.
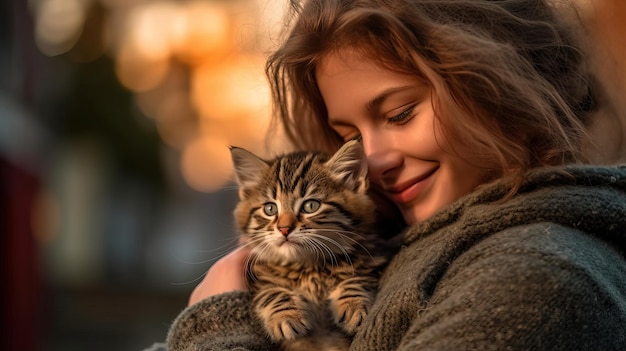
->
<box><xmin>301</xmin><ymin>199</ymin><xmax>321</xmax><ymax>213</ymax></box>
<box><xmin>263</xmin><ymin>202</ymin><xmax>278</xmax><ymax>216</ymax></box>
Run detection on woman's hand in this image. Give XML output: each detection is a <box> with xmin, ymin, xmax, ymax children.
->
<box><xmin>188</xmin><ymin>246</ymin><xmax>251</xmax><ymax>306</ymax></box>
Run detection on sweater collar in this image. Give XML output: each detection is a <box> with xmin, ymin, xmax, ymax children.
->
<box><xmin>402</xmin><ymin>164</ymin><xmax>626</xmax><ymax>254</ymax></box>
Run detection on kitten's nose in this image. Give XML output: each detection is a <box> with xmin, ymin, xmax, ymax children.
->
<box><xmin>277</xmin><ymin>213</ymin><xmax>296</xmax><ymax>236</ymax></box>
<box><xmin>278</xmin><ymin>226</ymin><xmax>293</xmax><ymax>236</ymax></box>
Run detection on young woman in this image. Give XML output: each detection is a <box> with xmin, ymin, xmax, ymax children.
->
<box><xmin>164</xmin><ymin>0</ymin><xmax>626</xmax><ymax>349</ymax></box>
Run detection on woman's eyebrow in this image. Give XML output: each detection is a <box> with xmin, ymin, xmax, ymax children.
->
<box><xmin>365</xmin><ymin>85</ymin><xmax>420</xmax><ymax>112</ymax></box>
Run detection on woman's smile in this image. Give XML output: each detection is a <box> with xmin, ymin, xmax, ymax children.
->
<box><xmin>384</xmin><ymin>166</ymin><xmax>438</xmax><ymax>205</ymax></box>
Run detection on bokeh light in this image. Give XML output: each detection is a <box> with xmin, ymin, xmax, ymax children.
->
<box><xmin>174</xmin><ymin>1</ymin><xmax>230</xmax><ymax>64</ymax></box>
<box><xmin>115</xmin><ymin>44</ymin><xmax>171</xmax><ymax>92</ymax></box>
<box><xmin>124</xmin><ymin>2</ymin><xmax>178</xmax><ymax>62</ymax></box>
<box><xmin>181</xmin><ymin>135</ymin><xmax>233</xmax><ymax>192</ymax></box>
<box><xmin>30</xmin><ymin>0</ymin><xmax>291</xmax><ymax>193</ymax></box>
<box><xmin>33</xmin><ymin>0</ymin><xmax>89</xmax><ymax>56</ymax></box>
<box><xmin>191</xmin><ymin>55</ymin><xmax>270</xmax><ymax>121</ymax></box>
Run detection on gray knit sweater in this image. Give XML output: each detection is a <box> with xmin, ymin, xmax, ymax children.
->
<box><xmin>166</xmin><ymin>165</ymin><xmax>626</xmax><ymax>350</ymax></box>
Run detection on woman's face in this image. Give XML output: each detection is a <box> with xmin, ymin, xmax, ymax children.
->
<box><xmin>316</xmin><ymin>51</ymin><xmax>491</xmax><ymax>224</ymax></box>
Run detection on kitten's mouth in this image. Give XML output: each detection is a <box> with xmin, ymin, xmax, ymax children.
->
<box><xmin>278</xmin><ymin>236</ymin><xmax>297</xmax><ymax>246</ymax></box>
<box><xmin>275</xmin><ymin>237</ymin><xmax>305</xmax><ymax>256</ymax></box>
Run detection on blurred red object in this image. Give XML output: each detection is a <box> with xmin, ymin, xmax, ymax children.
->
<box><xmin>1</xmin><ymin>156</ymin><xmax>42</xmax><ymax>351</ymax></box>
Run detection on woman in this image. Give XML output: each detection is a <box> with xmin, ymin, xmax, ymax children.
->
<box><xmin>165</xmin><ymin>0</ymin><xmax>626</xmax><ymax>349</ymax></box>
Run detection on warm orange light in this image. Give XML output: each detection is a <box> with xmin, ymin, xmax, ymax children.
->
<box><xmin>78</xmin><ymin>0</ymin><xmax>289</xmax><ymax>193</ymax></box>
<box><xmin>199</xmin><ymin>116</ymin><xmax>271</xmax><ymax>157</ymax></box>
<box><xmin>174</xmin><ymin>1</ymin><xmax>231</xmax><ymax>65</ymax></box>
<box><xmin>181</xmin><ymin>136</ymin><xmax>234</xmax><ymax>192</ymax></box>
<box><xmin>115</xmin><ymin>44</ymin><xmax>170</xmax><ymax>92</ymax></box>
<box><xmin>191</xmin><ymin>55</ymin><xmax>270</xmax><ymax>121</ymax></box>
<box><xmin>124</xmin><ymin>2</ymin><xmax>181</xmax><ymax>61</ymax></box>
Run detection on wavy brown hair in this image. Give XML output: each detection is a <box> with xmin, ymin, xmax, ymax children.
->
<box><xmin>266</xmin><ymin>0</ymin><xmax>595</xmax><ymax>182</ymax></box>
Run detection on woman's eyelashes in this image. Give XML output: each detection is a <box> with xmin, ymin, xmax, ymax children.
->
<box><xmin>387</xmin><ymin>104</ymin><xmax>417</xmax><ymax>124</ymax></box>
<box><xmin>336</xmin><ymin>103</ymin><xmax>418</xmax><ymax>141</ymax></box>
<box><xmin>350</xmin><ymin>134</ymin><xmax>363</xmax><ymax>143</ymax></box>
<box><xmin>338</xmin><ymin>132</ymin><xmax>361</xmax><ymax>143</ymax></box>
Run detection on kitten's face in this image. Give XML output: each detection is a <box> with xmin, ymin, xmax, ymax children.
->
<box><xmin>231</xmin><ymin>141</ymin><xmax>376</xmax><ymax>264</ymax></box>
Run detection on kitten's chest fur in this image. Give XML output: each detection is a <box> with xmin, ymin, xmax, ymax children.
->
<box><xmin>249</xmin><ymin>255</ymin><xmax>378</xmax><ymax>304</ymax></box>
<box><xmin>248</xmin><ymin>253</ymin><xmax>385</xmax><ymax>351</ymax></box>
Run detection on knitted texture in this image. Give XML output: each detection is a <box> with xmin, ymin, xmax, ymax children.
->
<box><xmin>167</xmin><ymin>165</ymin><xmax>626</xmax><ymax>351</ymax></box>
<box><xmin>167</xmin><ymin>291</ymin><xmax>277</xmax><ymax>351</ymax></box>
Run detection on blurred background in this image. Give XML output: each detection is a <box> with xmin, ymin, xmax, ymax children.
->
<box><xmin>2</xmin><ymin>0</ymin><xmax>289</xmax><ymax>350</ymax></box>
<box><xmin>1</xmin><ymin>0</ymin><xmax>625</xmax><ymax>350</ymax></box>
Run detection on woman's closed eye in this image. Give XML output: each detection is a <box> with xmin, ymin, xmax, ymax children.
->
<box><xmin>337</xmin><ymin>131</ymin><xmax>361</xmax><ymax>143</ymax></box>
<box><xmin>349</xmin><ymin>134</ymin><xmax>363</xmax><ymax>143</ymax></box>
<box><xmin>387</xmin><ymin>104</ymin><xmax>417</xmax><ymax>125</ymax></box>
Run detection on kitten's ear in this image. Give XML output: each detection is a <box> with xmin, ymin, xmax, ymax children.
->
<box><xmin>326</xmin><ymin>140</ymin><xmax>368</xmax><ymax>193</ymax></box>
<box><xmin>230</xmin><ymin>146</ymin><xmax>269</xmax><ymax>198</ymax></box>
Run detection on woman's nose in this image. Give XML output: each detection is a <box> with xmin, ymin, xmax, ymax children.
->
<box><xmin>362</xmin><ymin>135</ymin><xmax>403</xmax><ymax>181</ymax></box>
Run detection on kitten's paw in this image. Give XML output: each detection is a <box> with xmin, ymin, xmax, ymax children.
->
<box><xmin>264</xmin><ymin>312</ymin><xmax>312</xmax><ymax>341</ymax></box>
<box><xmin>255</xmin><ymin>289</ymin><xmax>313</xmax><ymax>341</ymax></box>
<box><xmin>330</xmin><ymin>295</ymin><xmax>371</xmax><ymax>335</ymax></box>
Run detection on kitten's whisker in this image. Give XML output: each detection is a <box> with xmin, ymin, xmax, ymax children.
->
<box><xmin>169</xmin><ymin>270</ymin><xmax>208</xmax><ymax>286</ymax></box>
<box><xmin>243</xmin><ymin>252</ymin><xmax>257</xmax><ymax>283</ymax></box>
<box><xmin>242</xmin><ymin>237</ymin><xmax>274</xmax><ymax>283</ymax></box>
<box><xmin>316</xmin><ymin>237</ymin><xmax>347</xmax><ymax>268</ymax></box>
<box><xmin>313</xmin><ymin>228</ymin><xmax>367</xmax><ymax>242</ymax></box>
<box><xmin>305</xmin><ymin>232</ymin><xmax>355</xmax><ymax>271</ymax></box>
<box><xmin>172</xmin><ymin>236</ymin><xmax>242</xmax><ymax>268</ymax></box>
<box><xmin>218</xmin><ymin>184</ymin><xmax>240</xmax><ymax>191</ymax></box>
<box><xmin>313</xmin><ymin>227</ymin><xmax>363</xmax><ymax>235</ymax></box>
<box><xmin>245</xmin><ymin>241</ymin><xmax>274</xmax><ymax>284</ymax></box>
<box><xmin>190</xmin><ymin>236</ymin><xmax>241</xmax><ymax>254</ymax></box>
<box><xmin>173</xmin><ymin>255</ymin><xmax>227</xmax><ymax>266</ymax></box>
<box><xmin>308</xmin><ymin>238</ymin><xmax>338</xmax><ymax>267</ymax></box>
<box><xmin>302</xmin><ymin>239</ymin><xmax>320</xmax><ymax>261</ymax></box>
<box><xmin>311</xmin><ymin>228</ymin><xmax>377</xmax><ymax>261</ymax></box>
<box><xmin>239</xmin><ymin>236</ymin><xmax>268</xmax><ymax>249</ymax></box>
<box><xmin>333</xmin><ymin>232</ymin><xmax>376</xmax><ymax>261</ymax></box>
<box><xmin>301</xmin><ymin>240</ymin><xmax>324</xmax><ymax>268</ymax></box>
<box><xmin>302</xmin><ymin>230</ymin><xmax>352</xmax><ymax>258</ymax></box>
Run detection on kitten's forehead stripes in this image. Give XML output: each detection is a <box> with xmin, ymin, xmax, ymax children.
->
<box><xmin>274</xmin><ymin>163</ymin><xmax>284</xmax><ymax>197</ymax></box>
<box><xmin>291</xmin><ymin>154</ymin><xmax>316</xmax><ymax>194</ymax></box>
<box><xmin>278</xmin><ymin>153</ymin><xmax>317</xmax><ymax>195</ymax></box>
<box><xmin>299</xmin><ymin>179</ymin><xmax>310</xmax><ymax>198</ymax></box>
<box><xmin>266</xmin><ymin>152</ymin><xmax>324</xmax><ymax>210</ymax></box>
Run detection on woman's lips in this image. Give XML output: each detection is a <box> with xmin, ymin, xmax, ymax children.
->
<box><xmin>385</xmin><ymin>167</ymin><xmax>438</xmax><ymax>205</ymax></box>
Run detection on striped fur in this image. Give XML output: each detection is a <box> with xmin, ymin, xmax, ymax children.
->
<box><xmin>230</xmin><ymin>141</ymin><xmax>387</xmax><ymax>351</ymax></box>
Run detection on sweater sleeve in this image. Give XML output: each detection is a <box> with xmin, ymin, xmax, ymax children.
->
<box><xmin>397</xmin><ymin>224</ymin><xmax>626</xmax><ymax>351</ymax></box>
<box><xmin>166</xmin><ymin>291</ymin><xmax>277</xmax><ymax>351</ymax></box>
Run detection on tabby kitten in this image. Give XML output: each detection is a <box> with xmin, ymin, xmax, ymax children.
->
<box><xmin>230</xmin><ymin>140</ymin><xmax>387</xmax><ymax>351</ymax></box>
